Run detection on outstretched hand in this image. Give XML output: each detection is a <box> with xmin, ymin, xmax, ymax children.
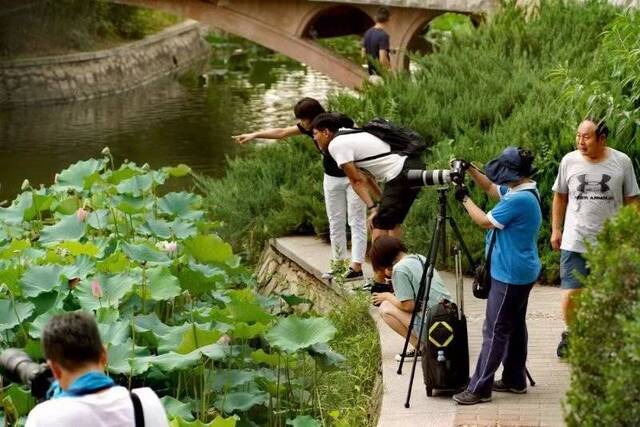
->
<box><xmin>232</xmin><ymin>133</ymin><xmax>255</xmax><ymax>144</ymax></box>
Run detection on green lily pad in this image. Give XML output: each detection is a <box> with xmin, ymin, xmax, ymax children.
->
<box><xmin>57</xmin><ymin>241</ymin><xmax>100</xmax><ymax>257</ymax></box>
<box><xmin>157</xmin><ymin>192</ymin><xmax>203</xmax><ymax>219</ymax></box>
<box><xmin>39</xmin><ymin>214</ymin><xmax>86</xmax><ymax>244</ymax></box>
<box><xmin>2</xmin><ymin>384</ymin><xmax>36</xmax><ymax>418</ymax></box>
<box><xmin>199</xmin><ymin>343</ymin><xmax>228</xmax><ymax>361</ymax></box>
<box><xmin>176</xmin><ymin>326</ymin><xmax>222</xmax><ymax>354</ymax></box>
<box><xmin>139</xmin><ymin>218</ymin><xmax>172</xmax><ymax>239</ymax></box>
<box><xmin>250</xmin><ymin>349</ymin><xmax>280</xmax><ymax>367</ymax></box>
<box><xmin>146</xmin><ymin>266</ymin><xmax>181</xmax><ymax>301</ymax></box>
<box><xmin>231</xmin><ymin>322</ymin><xmax>266</xmax><ymax>339</ymax></box>
<box><xmin>0</xmin><ymin>300</ymin><xmax>35</xmax><ymax>332</ymax></box>
<box><xmin>0</xmin><ymin>192</ymin><xmax>33</xmax><ymax>225</ymax></box>
<box><xmin>0</xmin><ymin>265</ymin><xmax>24</xmax><ymax>296</ymax></box>
<box><xmin>122</xmin><ymin>242</ymin><xmax>170</xmax><ymax>264</ymax></box>
<box><xmin>20</xmin><ymin>264</ymin><xmax>64</xmax><ymax>298</ymax></box>
<box><xmin>183</xmin><ymin>235</ymin><xmax>233</xmax><ymax>265</ymax></box>
<box><xmin>116</xmin><ymin>174</ymin><xmax>154</xmax><ymax>197</ymax></box>
<box><xmin>212</xmin><ymin>370</ymin><xmax>256</xmax><ymax>392</ymax></box>
<box><xmin>161</xmin><ymin>396</ymin><xmax>194</xmax><ymax>422</ymax></box>
<box><xmin>214</xmin><ymin>391</ymin><xmax>269</xmax><ymax>414</ymax></box>
<box><xmin>55</xmin><ymin>158</ymin><xmax>104</xmax><ymax>191</ymax></box>
<box><xmin>286</xmin><ymin>416</ymin><xmax>321</xmax><ymax>427</ymax></box>
<box><xmin>146</xmin><ymin>350</ymin><xmax>201</xmax><ymax>371</ymax></box>
<box><xmin>30</xmin><ymin>290</ymin><xmax>64</xmax><ymax>316</ymax></box>
<box><xmin>24</xmin><ymin>193</ymin><xmax>55</xmax><ymax>221</ymax></box>
<box><xmin>97</xmin><ymin>252</ymin><xmax>132</xmax><ymax>274</ymax></box>
<box><xmin>107</xmin><ymin>166</ymin><xmax>140</xmax><ymax>185</ymax></box>
<box><xmin>308</xmin><ymin>343</ymin><xmax>346</xmax><ymax>368</ymax></box>
<box><xmin>54</xmin><ymin>197</ymin><xmax>80</xmax><ymax>215</ymax></box>
<box><xmin>28</xmin><ymin>310</ymin><xmax>63</xmax><ymax>339</ymax></box>
<box><xmin>99</xmin><ymin>320</ymin><xmax>130</xmax><ymax>345</ymax></box>
<box><xmin>266</xmin><ymin>316</ymin><xmax>336</xmax><ymax>353</ymax></box>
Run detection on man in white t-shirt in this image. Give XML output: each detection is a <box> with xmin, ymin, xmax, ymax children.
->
<box><xmin>551</xmin><ymin>119</ymin><xmax>639</xmax><ymax>357</ymax></box>
<box><xmin>26</xmin><ymin>312</ymin><xmax>169</xmax><ymax>427</ymax></box>
<box><xmin>311</xmin><ymin>113</ymin><xmax>423</xmax><ymax>242</ymax></box>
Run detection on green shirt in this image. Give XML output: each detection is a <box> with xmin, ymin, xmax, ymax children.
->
<box><xmin>392</xmin><ymin>254</ymin><xmax>452</xmax><ymax>309</ymax></box>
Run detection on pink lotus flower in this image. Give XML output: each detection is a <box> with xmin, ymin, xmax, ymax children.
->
<box><xmin>91</xmin><ymin>280</ymin><xmax>103</xmax><ymax>299</ymax></box>
<box><xmin>163</xmin><ymin>241</ymin><xmax>178</xmax><ymax>255</ymax></box>
<box><xmin>76</xmin><ymin>208</ymin><xmax>88</xmax><ymax>222</ymax></box>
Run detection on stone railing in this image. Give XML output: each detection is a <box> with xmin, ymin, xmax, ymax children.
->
<box><xmin>0</xmin><ymin>20</ymin><xmax>209</xmax><ymax>107</ymax></box>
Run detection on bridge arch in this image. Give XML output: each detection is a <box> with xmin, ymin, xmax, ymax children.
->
<box><xmin>297</xmin><ymin>4</ymin><xmax>373</xmax><ymax>39</ymax></box>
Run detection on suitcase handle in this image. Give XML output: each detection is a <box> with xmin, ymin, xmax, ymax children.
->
<box><xmin>454</xmin><ymin>248</ymin><xmax>464</xmax><ymax>320</ymax></box>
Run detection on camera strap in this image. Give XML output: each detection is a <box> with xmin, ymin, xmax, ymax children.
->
<box><xmin>129</xmin><ymin>391</ymin><xmax>145</xmax><ymax>427</ymax></box>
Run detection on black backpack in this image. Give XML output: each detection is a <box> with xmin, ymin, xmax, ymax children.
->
<box><xmin>336</xmin><ymin>118</ymin><xmax>427</xmax><ymax>162</ymax></box>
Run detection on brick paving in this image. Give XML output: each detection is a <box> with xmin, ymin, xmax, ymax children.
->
<box><xmin>275</xmin><ymin>236</ymin><xmax>570</xmax><ymax>427</ymax></box>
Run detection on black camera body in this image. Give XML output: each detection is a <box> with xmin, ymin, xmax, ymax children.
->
<box><xmin>0</xmin><ymin>349</ymin><xmax>53</xmax><ymax>400</ymax></box>
<box><xmin>405</xmin><ymin>159</ymin><xmax>469</xmax><ymax>188</ymax></box>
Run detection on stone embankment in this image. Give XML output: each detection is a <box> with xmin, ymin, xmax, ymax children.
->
<box><xmin>0</xmin><ymin>20</ymin><xmax>209</xmax><ymax>107</ymax></box>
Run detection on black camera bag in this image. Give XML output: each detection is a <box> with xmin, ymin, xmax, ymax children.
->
<box><xmin>472</xmin><ymin>229</ymin><xmax>497</xmax><ymax>299</ymax></box>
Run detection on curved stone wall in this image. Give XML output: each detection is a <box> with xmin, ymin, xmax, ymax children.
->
<box><xmin>0</xmin><ymin>20</ymin><xmax>209</xmax><ymax>107</ymax></box>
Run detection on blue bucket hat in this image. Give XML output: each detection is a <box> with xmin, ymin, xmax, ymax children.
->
<box><xmin>485</xmin><ymin>146</ymin><xmax>534</xmax><ymax>185</ymax></box>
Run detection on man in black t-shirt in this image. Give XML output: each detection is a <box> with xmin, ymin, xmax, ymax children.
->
<box><xmin>362</xmin><ymin>7</ymin><xmax>391</xmax><ymax>75</ymax></box>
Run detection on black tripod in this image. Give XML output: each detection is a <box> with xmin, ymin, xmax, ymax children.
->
<box><xmin>397</xmin><ymin>187</ymin><xmax>475</xmax><ymax>408</ymax></box>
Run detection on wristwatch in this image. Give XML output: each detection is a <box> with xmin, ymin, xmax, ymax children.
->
<box><xmin>367</xmin><ymin>202</ymin><xmax>378</xmax><ymax>210</ymax></box>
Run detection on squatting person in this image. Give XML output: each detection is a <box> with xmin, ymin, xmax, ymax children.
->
<box><xmin>551</xmin><ymin>119</ymin><xmax>639</xmax><ymax>357</ymax></box>
<box><xmin>452</xmin><ymin>147</ymin><xmax>542</xmax><ymax>405</ymax></box>
<box><xmin>369</xmin><ymin>236</ymin><xmax>451</xmax><ymax>361</ymax></box>
<box><xmin>25</xmin><ymin>312</ymin><xmax>169</xmax><ymax>427</ymax></box>
<box><xmin>233</xmin><ymin>98</ymin><xmax>366</xmax><ymax>281</ymax></box>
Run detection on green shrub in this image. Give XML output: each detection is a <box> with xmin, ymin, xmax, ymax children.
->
<box><xmin>565</xmin><ymin>206</ymin><xmax>640</xmax><ymax>426</ymax></box>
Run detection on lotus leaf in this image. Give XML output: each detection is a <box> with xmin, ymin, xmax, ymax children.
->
<box><xmin>99</xmin><ymin>320</ymin><xmax>130</xmax><ymax>345</ymax></box>
<box><xmin>183</xmin><ymin>235</ymin><xmax>233</xmax><ymax>265</ymax></box>
<box><xmin>117</xmin><ymin>174</ymin><xmax>154</xmax><ymax>197</ymax></box>
<box><xmin>0</xmin><ymin>265</ymin><xmax>23</xmax><ymax>296</ymax></box>
<box><xmin>198</xmin><ymin>343</ymin><xmax>228</xmax><ymax>361</ymax></box>
<box><xmin>75</xmin><ymin>273</ymin><xmax>137</xmax><ymax>310</ymax></box>
<box><xmin>214</xmin><ymin>391</ymin><xmax>269</xmax><ymax>414</ymax></box>
<box><xmin>54</xmin><ymin>158</ymin><xmax>104</xmax><ymax>191</ymax></box>
<box><xmin>145</xmin><ymin>350</ymin><xmax>201</xmax><ymax>371</ymax></box>
<box><xmin>134</xmin><ymin>314</ymin><xmax>190</xmax><ymax>352</ymax></box>
<box><xmin>157</xmin><ymin>192</ymin><xmax>203</xmax><ymax>220</ymax></box>
<box><xmin>39</xmin><ymin>215</ymin><xmax>86</xmax><ymax>244</ymax></box>
<box><xmin>139</xmin><ymin>218</ymin><xmax>172</xmax><ymax>239</ymax></box>
<box><xmin>113</xmin><ymin>195</ymin><xmax>149</xmax><ymax>215</ymax></box>
<box><xmin>0</xmin><ymin>300</ymin><xmax>35</xmax><ymax>332</ymax></box>
<box><xmin>87</xmin><ymin>209</ymin><xmax>110</xmax><ymax>230</ymax></box>
<box><xmin>107</xmin><ymin>341</ymin><xmax>150</xmax><ymax>375</ymax></box>
<box><xmin>28</xmin><ymin>310</ymin><xmax>63</xmax><ymax>339</ymax></box>
<box><xmin>145</xmin><ymin>266</ymin><xmax>181</xmax><ymax>301</ymax></box>
<box><xmin>20</xmin><ymin>265</ymin><xmax>64</xmax><ymax>298</ymax></box>
<box><xmin>63</xmin><ymin>255</ymin><xmax>96</xmax><ymax>280</ymax></box>
<box><xmin>250</xmin><ymin>349</ymin><xmax>280</xmax><ymax>367</ymax></box>
<box><xmin>107</xmin><ymin>166</ymin><xmax>140</xmax><ymax>185</ymax></box>
<box><xmin>30</xmin><ymin>291</ymin><xmax>64</xmax><ymax>316</ymax></box>
<box><xmin>0</xmin><ymin>192</ymin><xmax>33</xmax><ymax>224</ymax></box>
<box><xmin>2</xmin><ymin>384</ymin><xmax>35</xmax><ymax>417</ymax></box>
<box><xmin>97</xmin><ymin>252</ymin><xmax>132</xmax><ymax>274</ymax></box>
<box><xmin>160</xmin><ymin>396</ymin><xmax>194</xmax><ymax>421</ymax></box>
<box><xmin>227</xmin><ymin>299</ymin><xmax>274</xmax><ymax>325</ymax></box>
<box><xmin>286</xmin><ymin>416</ymin><xmax>321</xmax><ymax>427</ymax></box>
<box><xmin>122</xmin><ymin>241</ymin><xmax>170</xmax><ymax>264</ymax></box>
<box><xmin>24</xmin><ymin>193</ymin><xmax>55</xmax><ymax>221</ymax></box>
<box><xmin>176</xmin><ymin>326</ymin><xmax>222</xmax><ymax>354</ymax></box>
<box><xmin>308</xmin><ymin>343</ymin><xmax>346</xmax><ymax>368</ymax></box>
<box><xmin>212</xmin><ymin>370</ymin><xmax>256</xmax><ymax>392</ymax></box>
<box><xmin>280</xmin><ymin>294</ymin><xmax>313</xmax><ymax>308</ymax></box>
<box><xmin>165</xmin><ymin>164</ymin><xmax>192</xmax><ymax>177</ymax></box>
<box><xmin>231</xmin><ymin>322</ymin><xmax>266</xmax><ymax>339</ymax></box>
<box><xmin>57</xmin><ymin>241</ymin><xmax>100</xmax><ymax>257</ymax></box>
<box><xmin>54</xmin><ymin>197</ymin><xmax>80</xmax><ymax>215</ymax></box>
<box><xmin>266</xmin><ymin>317</ymin><xmax>336</xmax><ymax>353</ymax></box>
<box><xmin>169</xmin><ymin>416</ymin><xmax>237</xmax><ymax>427</ymax></box>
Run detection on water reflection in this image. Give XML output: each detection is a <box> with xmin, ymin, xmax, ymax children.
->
<box><xmin>0</xmin><ymin>59</ymin><xmax>342</xmax><ymax>200</ymax></box>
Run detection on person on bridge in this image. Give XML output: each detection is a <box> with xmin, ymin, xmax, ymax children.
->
<box><xmin>362</xmin><ymin>7</ymin><xmax>391</xmax><ymax>76</ymax></box>
<box><xmin>232</xmin><ymin>98</ymin><xmax>366</xmax><ymax>281</ymax></box>
<box><xmin>551</xmin><ymin>118</ymin><xmax>639</xmax><ymax>358</ymax></box>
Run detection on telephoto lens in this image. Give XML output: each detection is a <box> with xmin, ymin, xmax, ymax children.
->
<box><xmin>0</xmin><ymin>349</ymin><xmax>53</xmax><ymax>400</ymax></box>
<box><xmin>405</xmin><ymin>169</ymin><xmax>452</xmax><ymax>187</ymax></box>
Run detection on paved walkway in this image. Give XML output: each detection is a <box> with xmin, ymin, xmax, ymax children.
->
<box><xmin>275</xmin><ymin>236</ymin><xmax>570</xmax><ymax>427</ymax></box>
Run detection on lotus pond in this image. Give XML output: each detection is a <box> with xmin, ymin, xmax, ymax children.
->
<box><xmin>0</xmin><ymin>151</ymin><xmax>349</xmax><ymax>427</ymax></box>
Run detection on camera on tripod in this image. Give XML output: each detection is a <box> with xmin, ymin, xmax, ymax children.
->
<box><xmin>0</xmin><ymin>349</ymin><xmax>53</xmax><ymax>400</ymax></box>
<box><xmin>405</xmin><ymin>159</ymin><xmax>469</xmax><ymax>188</ymax></box>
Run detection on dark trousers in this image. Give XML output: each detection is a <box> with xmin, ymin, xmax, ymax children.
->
<box><xmin>467</xmin><ymin>279</ymin><xmax>533</xmax><ymax>396</ymax></box>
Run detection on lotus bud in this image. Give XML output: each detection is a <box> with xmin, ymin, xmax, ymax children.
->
<box><xmin>76</xmin><ymin>207</ymin><xmax>88</xmax><ymax>222</ymax></box>
<box><xmin>21</xmin><ymin>179</ymin><xmax>30</xmax><ymax>191</ymax></box>
<box><xmin>142</xmin><ymin>163</ymin><xmax>150</xmax><ymax>171</ymax></box>
<box><xmin>217</xmin><ymin>335</ymin><xmax>231</xmax><ymax>345</ymax></box>
<box><xmin>101</xmin><ymin>146</ymin><xmax>111</xmax><ymax>156</ymax></box>
<box><xmin>54</xmin><ymin>173</ymin><xmax>60</xmax><ymax>183</ymax></box>
<box><xmin>91</xmin><ymin>280</ymin><xmax>103</xmax><ymax>299</ymax></box>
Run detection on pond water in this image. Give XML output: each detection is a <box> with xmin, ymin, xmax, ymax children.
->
<box><xmin>0</xmin><ymin>57</ymin><xmax>343</xmax><ymax>201</ymax></box>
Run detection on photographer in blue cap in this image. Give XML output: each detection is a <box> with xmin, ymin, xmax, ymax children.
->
<box><xmin>451</xmin><ymin>147</ymin><xmax>542</xmax><ymax>405</ymax></box>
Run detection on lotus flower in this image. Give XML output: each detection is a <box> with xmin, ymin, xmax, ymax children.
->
<box><xmin>163</xmin><ymin>241</ymin><xmax>178</xmax><ymax>255</ymax></box>
<box><xmin>91</xmin><ymin>280</ymin><xmax>103</xmax><ymax>299</ymax></box>
<box><xmin>76</xmin><ymin>207</ymin><xmax>88</xmax><ymax>222</ymax></box>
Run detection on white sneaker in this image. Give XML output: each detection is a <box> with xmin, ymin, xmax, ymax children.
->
<box><xmin>321</xmin><ymin>271</ymin><xmax>334</xmax><ymax>280</ymax></box>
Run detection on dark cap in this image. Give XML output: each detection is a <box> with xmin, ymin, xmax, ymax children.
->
<box><xmin>485</xmin><ymin>146</ymin><xmax>535</xmax><ymax>185</ymax></box>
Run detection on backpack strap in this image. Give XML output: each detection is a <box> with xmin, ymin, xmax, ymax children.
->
<box><xmin>130</xmin><ymin>391</ymin><xmax>145</xmax><ymax>427</ymax></box>
<box><xmin>334</xmin><ymin>128</ymin><xmax>396</xmax><ymax>163</ymax></box>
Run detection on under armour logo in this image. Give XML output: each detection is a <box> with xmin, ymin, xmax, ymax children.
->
<box><xmin>577</xmin><ymin>174</ymin><xmax>611</xmax><ymax>193</ymax></box>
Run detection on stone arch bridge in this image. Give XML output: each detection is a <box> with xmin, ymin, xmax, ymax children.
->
<box><xmin>116</xmin><ymin>0</ymin><xmax>496</xmax><ymax>88</ymax></box>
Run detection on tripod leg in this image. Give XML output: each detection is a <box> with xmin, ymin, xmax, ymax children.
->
<box><xmin>404</xmin><ymin>216</ymin><xmax>445</xmax><ymax>408</ymax></box>
<box><xmin>448</xmin><ymin>215</ymin><xmax>476</xmax><ymax>270</ymax></box>
<box><xmin>397</xmin><ymin>217</ymin><xmax>439</xmax><ymax>376</ymax></box>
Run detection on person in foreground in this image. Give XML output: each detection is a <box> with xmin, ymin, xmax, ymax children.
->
<box><xmin>452</xmin><ymin>147</ymin><xmax>542</xmax><ymax>405</ymax></box>
<box><xmin>26</xmin><ymin>312</ymin><xmax>169</xmax><ymax>427</ymax></box>
<box><xmin>233</xmin><ymin>98</ymin><xmax>366</xmax><ymax>281</ymax></box>
<box><xmin>369</xmin><ymin>236</ymin><xmax>451</xmax><ymax>361</ymax></box>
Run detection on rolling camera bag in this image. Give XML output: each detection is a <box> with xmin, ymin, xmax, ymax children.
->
<box><xmin>421</xmin><ymin>258</ymin><xmax>469</xmax><ymax>397</ymax></box>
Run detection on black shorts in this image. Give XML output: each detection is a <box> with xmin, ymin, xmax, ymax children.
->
<box><xmin>372</xmin><ymin>156</ymin><xmax>423</xmax><ymax>230</ymax></box>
